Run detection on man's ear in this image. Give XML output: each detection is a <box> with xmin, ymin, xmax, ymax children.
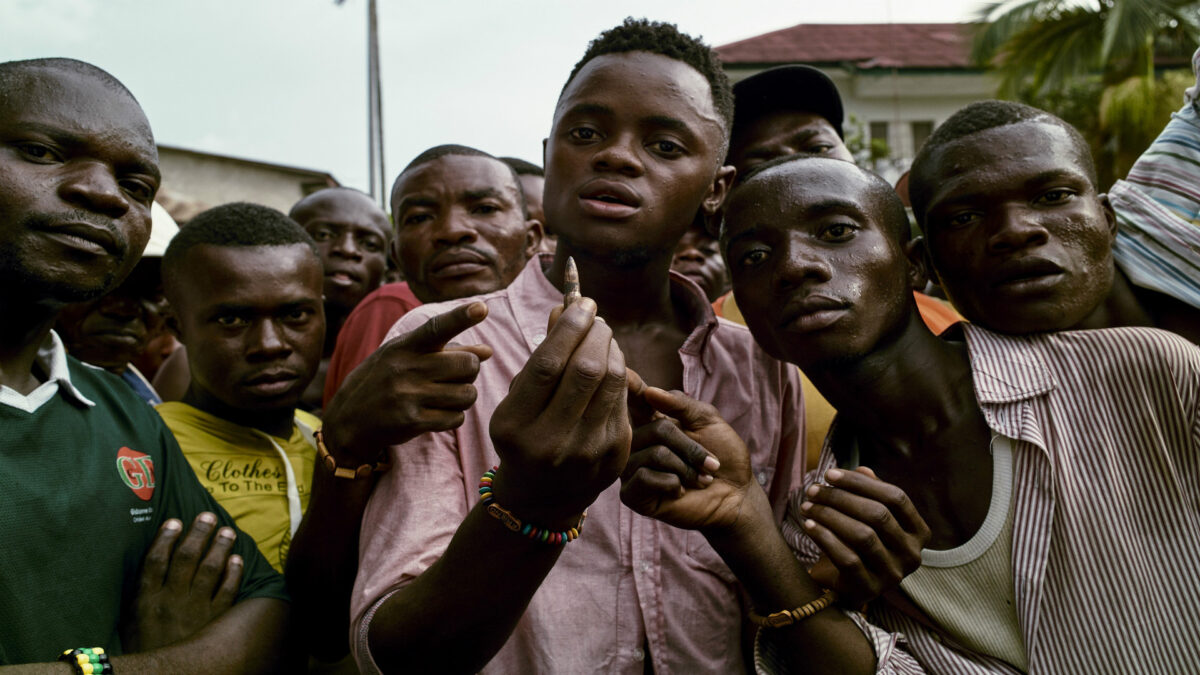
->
<box><xmin>1098</xmin><ymin>192</ymin><xmax>1118</xmax><ymax>240</ymax></box>
<box><xmin>541</xmin><ymin>137</ymin><xmax>549</xmax><ymax>166</ymax></box>
<box><xmin>702</xmin><ymin>164</ymin><xmax>737</xmax><ymax>217</ymax></box>
<box><xmin>906</xmin><ymin>236</ymin><xmax>935</xmax><ymax>291</ymax></box>
<box><xmin>523</xmin><ymin>219</ymin><xmax>545</xmax><ymax>260</ymax></box>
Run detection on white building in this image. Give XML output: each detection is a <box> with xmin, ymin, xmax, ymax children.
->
<box><xmin>717</xmin><ymin>23</ymin><xmax>998</xmax><ymax>183</ymax></box>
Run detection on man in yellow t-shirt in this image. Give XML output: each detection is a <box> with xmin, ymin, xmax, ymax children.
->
<box><xmin>158</xmin><ymin>203</ymin><xmax>326</xmax><ymax>572</ymax></box>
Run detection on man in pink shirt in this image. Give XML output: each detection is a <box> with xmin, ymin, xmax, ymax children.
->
<box><xmin>345</xmin><ymin>19</ymin><xmax>805</xmax><ymax>673</ymax></box>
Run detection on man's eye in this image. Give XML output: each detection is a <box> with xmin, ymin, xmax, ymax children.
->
<box><xmin>740</xmin><ymin>249</ymin><xmax>769</xmax><ymax>267</ymax></box>
<box><xmin>215</xmin><ymin>315</ymin><xmax>247</xmax><ymax>328</ymax></box>
<box><xmin>947</xmin><ymin>212</ymin><xmax>979</xmax><ymax>228</ymax></box>
<box><xmin>652</xmin><ymin>140</ymin><xmax>682</xmax><ymax>155</ymax></box>
<box><xmin>15</xmin><ymin>142</ymin><xmax>58</xmax><ymax>162</ymax></box>
<box><xmin>1038</xmin><ymin>189</ymin><xmax>1074</xmax><ymax>204</ymax></box>
<box><xmin>310</xmin><ymin>229</ymin><xmax>333</xmax><ymax>241</ymax></box>
<box><xmin>569</xmin><ymin>127</ymin><xmax>598</xmax><ymax>141</ymax></box>
<box><xmin>473</xmin><ymin>204</ymin><xmax>499</xmax><ymax>215</ymax></box>
<box><xmin>284</xmin><ymin>309</ymin><xmax>313</xmax><ymax>323</ymax></box>
<box><xmin>119</xmin><ymin>179</ymin><xmax>154</xmax><ymax>203</ymax></box>
<box><xmin>403</xmin><ymin>213</ymin><xmax>432</xmax><ymax>227</ymax></box>
<box><xmin>821</xmin><ymin>223</ymin><xmax>856</xmax><ymax>241</ymax></box>
<box><xmin>361</xmin><ymin>237</ymin><xmax>384</xmax><ymax>252</ymax></box>
<box><xmin>807</xmin><ymin>144</ymin><xmax>834</xmax><ymax>155</ymax></box>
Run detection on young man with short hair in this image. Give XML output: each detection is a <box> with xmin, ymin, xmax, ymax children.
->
<box><xmin>342</xmin><ymin>19</ymin><xmax>805</xmax><ymax>673</ymax></box>
<box><xmin>630</xmin><ymin>155</ymin><xmax>1200</xmax><ymax>673</ymax></box>
<box><xmin>0</xmin><ymin>57</ymin><xmax>288</xmax><ymax>671</ymax></box>
<box><xmin>290</xmin><ymin>186</ymin><xmax>390</xmax><ymax>411</ymax></box>
<box><xmin>321</xmin><ymin>145</ymin><xmax>543</xmax><ymax>404</ymax></box>
<box><xmin>909</xmin><ymin>100</ymin><xmax>1200</xmax><ymax>343</ymax></box>
<box><xmin>158</xmin><ymin>202</ymin><xmax>325</xmax><ymax>574</ymax></box>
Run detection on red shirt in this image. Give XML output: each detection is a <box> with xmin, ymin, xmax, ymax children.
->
<box><xmin>322</xmin><ymin>282</ymin><xmax>422</xmax><ymax>407</ymax></box>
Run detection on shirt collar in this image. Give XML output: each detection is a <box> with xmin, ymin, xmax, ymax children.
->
<box><xmin>43</xmin><ymin>330</ymin><xmax>97</xmax><ymax>407</ymax></box>
<box><xmin>960</xmin><ymin>323</ymin><xmax>1056</xmax><ymax>441</ymax></box>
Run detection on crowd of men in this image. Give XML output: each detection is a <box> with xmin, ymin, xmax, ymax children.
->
<box><xmin>2</xmin><ymin>17</ymin><xmax>1198</xmax><ymax>675</ymax></box>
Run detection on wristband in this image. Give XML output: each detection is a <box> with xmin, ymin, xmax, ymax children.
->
<box><xmin>314</xmin><ymin>429</ymin><xmax>391</xmax><ymax>480</ymax></box>
<box><xmin>749</xmin><ymin>589</ymin><xmax>837</xmax><ymax>628</ymax></box>
<box><xmin>479</xmin><ymin>466</ymin><xmax>585</xmax><ymax>544</ymax></box>
<box><xmin>59</xmin><ymin>648</ymin><xmax>113</xmax><ymax>675</ymax></box>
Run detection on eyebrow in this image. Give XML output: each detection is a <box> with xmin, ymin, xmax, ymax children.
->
<box><xmin>396</xmin><ymin>195</ymin><xmax>439</xmax><ymax>212</ymax></box>
<box><xmin>463</xmin><ymin>187</ymin><xmax>505</xmax><ymax>202</ymax></box>
<box><xmin>802</xmin><ymin>198</ymin><xmax>869</xmax><ymax>219</ymax></box>
<box><xmin>1024</xmin><ymin>168</ymin><xmax>1089</xmax><ymax>187</ymax></box>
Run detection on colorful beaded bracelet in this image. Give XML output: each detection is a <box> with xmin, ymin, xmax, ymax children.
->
<box><xmin>479</xmin><ymin>466</ymin><xmax>585</xmax><ymax>545</ymax></box>
<box><xmin>59</xmin><ymin>647</ymin><xmax>113</xmax><ymax>675</ymax></box>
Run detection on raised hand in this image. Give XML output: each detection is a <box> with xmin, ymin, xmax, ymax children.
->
<box><xmin>620</xmin><ymin>387</ymin><xmax>754</xmax><ymax>533</ymax></box>
<box><xmin>802</xmin><ymin>466</ymin><xmax>930</xmax><ymax>607</ymax></box>
<box><xmin>488</xmin><ymin>297</ymin><xmax>631</xmax><ymax>528</ymax></box>
<box><xmin>122</xmin><ymin>512</ymin><xmax>242</xmax><ymax>652</ymax></box>
<box><xmin>321</xmin><ymin>301</ymin><xmax>493</xmax><ymax>463</ymax></box>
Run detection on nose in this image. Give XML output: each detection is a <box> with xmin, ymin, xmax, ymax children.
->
<box><xmin>432</xmin><ymin>211</ymin><xmax>480</xmax><ymax>247</ymax></box>
<box><xmin>674</xmin><ymin>246</ymin><xmax>704</xmax><ymax>265</ymax></box>
<box><xmin>330</xmin><ymin>230</ymin><xmax>362</xmax><ymax>260</ymax></box>
<box><xmin>58</xmin><ymin>160</ymin><xmax>131</xmax><ymax>219</ymax></box>
<box><xmin>988</xmin><ymin>206</ymin><xmax>1050</xmax><ymax>253</ymax></box>
<box><xmin>592</xmin><ymin>134</ymin><xmax>645</xmax><ymax>177</ymax></box>
<box><xmin>774</xmin><ymin>236</ymin><xmax>833</xmax><ymax>290</ymax></box>
<box><xmin>246</xmin><ymin>319</ymin><xmax>292</xmax><ymax>360</ymax></box>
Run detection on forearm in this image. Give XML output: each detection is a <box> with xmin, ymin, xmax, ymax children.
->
<box><xmin>285</xmin><ymin>469</ymin><xmax>377</xmax><ymax>661</ymax></box>
<box><xmin>1</xmin><ymin>599</ymin><xmax>291</xmax><ymax>675</ymax></box>
<box><xmin>704</xmin><ymin>487</ymin><xmax>877</xmax><ymax>675</ymax></box>
<box><xmin>366</xmin><ymin>502</ymin><xmax>568</xmax><ymax>674</ymax></box>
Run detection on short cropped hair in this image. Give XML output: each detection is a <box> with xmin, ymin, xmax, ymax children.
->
<box><xmin>908</xmin><ymin>100</ymin><xmax>1096</xmax><ymax>222</ymax></box>
<box><xmin>391</xmin><ymin>144</ymin><xmax>527</xmax><ymax>219</ymax></box>
<box><xmin>163</xmin><ymin>202</ymin><xmax>318</xmax><ymax>298</ymax></box>
<box><xmin>561</xmin><ymin>18</ymin><xmax>733</xmax><ymax>144</ymax></box>
<box><xmin>0</xmin><ymin>57</ymin><xmax>136</xmax><ymax>103</ymax></box>
<box><xmin>730</xmin><ymin>154</ymin><xmax>912</xmax><ymax>245</ymax></box>
<box><xmin>500</xmin><ymin>157</ymin><xmax>544</xmax><ymax>177</ymax></box>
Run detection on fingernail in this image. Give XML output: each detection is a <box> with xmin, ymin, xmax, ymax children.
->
<box><xmin>229</xmin><ymin>555</ymin><xmax>242</xmax><ymax>567</ymax></box>
<box><xmin>699</xmin><ymin>473</ymin><xmax>714</xmax><ymax>485</ymax></box>
<box><xmin>806</xmin><ymin>484</ymin><xmax>820</xmax><ymax>497</ymax></box>
<box><xmin>825</xmin><ymin>469</ymin><xmax>843</xmax><ymax>481</ymax></box>
<box><xmin>217</xmin><ymin>528</ymin><xmax>235</xmax><ymax>542</ymax></box>
<box><xmin>467</xmin><ymin>302</ymin><xmax>487</xmax><ymax>319</ymax></box>
<box><xmin>804</xmin><ymin>519</ymin><xmax>817</xmax><ymax>529</ymax></box>
<box><xmin>163</xmin><ymin>519</ymin><xmax>182</xmax><ymax>532</ymax></box>
<box><xmin>594</xmin><ymin>315</ymin><xmax>607</xmax><ymax>324</ymax></box>
<box><xmin>800</xmin><ymin>501</ymin><xmax>812</xmax><ymax>512</ymax></box>
<box><xmin>198</xmin><ymin>512</ymin><xmax>216</xmax><ymax>527</ymax></box>
<box><xmin>703</xmin><ymin>455</ymin><xmax>720</xmax><ymax>473</ymax></box>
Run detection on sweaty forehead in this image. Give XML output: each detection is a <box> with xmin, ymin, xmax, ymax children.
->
<box><xmin>727</xmin><ymin>161</ymin><xmax>873</xmax><ymax>229</ymax></box>
<box><xmin>554</xmin><ymin>51</ymin><xmax>723</xmax><ymax>137</ymax></box>
<box><xmin>295</xmin><ymin>191</ymin><xmax>388</xmax><ymax>232</ymax></box>
<box><xmin>0</xmin><ymin>66</ymin><xmax>155</xmax><ymax>159</ymax></box>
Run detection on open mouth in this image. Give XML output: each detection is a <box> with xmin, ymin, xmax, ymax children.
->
<box><xmin>579</xmin><ymin>181</ymin><xmax>642</xmax><ymax>219</ymax></box>
<box><xmin>326</xmin><ymin>270</ymin><xmax>362</xmax><ymax>287</ymax></box>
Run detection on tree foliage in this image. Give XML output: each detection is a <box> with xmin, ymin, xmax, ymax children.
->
<box><xmin>971</xmin><ymin>1</ymin><xmax>1199</xmax><ymax>186</ymax></box>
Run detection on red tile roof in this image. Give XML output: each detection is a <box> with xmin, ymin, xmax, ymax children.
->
<box><xmin>716</xmin><ymin>23</ymin><xmax>977</xmax><ymax>70</ymax></box>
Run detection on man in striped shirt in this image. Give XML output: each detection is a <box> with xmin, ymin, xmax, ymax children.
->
<box><xmin>624</xmin><ymin>154</ymin><xmax>1200</xmax><ymax>673</ymax></box>
<box><xmin>907</xmin><ymin>99</ymin><xmax>1200</xmax><ymax>345</ymax></box>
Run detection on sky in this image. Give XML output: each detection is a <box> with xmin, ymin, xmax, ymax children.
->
<box><xmin>1</xmin><ymin>0</ymin><xmax>989</xmax><ymax>199</ymax></box>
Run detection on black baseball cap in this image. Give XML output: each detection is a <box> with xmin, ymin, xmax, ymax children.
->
<box><xmin>732</xmin><ymin>65</ymin><xmax>845</xmax><ymax>139</ymax></box>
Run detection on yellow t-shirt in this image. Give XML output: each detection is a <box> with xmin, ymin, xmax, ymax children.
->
<box><xmin>156</xmin><ymin>402</ymin><xmax>319</xmax><ymax>572</ymax></box>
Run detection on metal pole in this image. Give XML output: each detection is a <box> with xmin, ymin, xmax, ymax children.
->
<box><xmin>367</xmin><ymin>0</ymin><xmax>385</xmax><ymax>206</ymax></box>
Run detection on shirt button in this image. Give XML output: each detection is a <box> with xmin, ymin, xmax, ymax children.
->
<box><xmin>532</xmin><ymin>333</ymin><xmax>545</xmax><ymax>345</ymax></box>
<box><xmin>632</xmin><ymin>647</ymin><xmax>645</xmax><ymax>661</ymax></box>
<box><xmin>757</xmin><ymin>471</ymin><xmax>768</xmax><ymax>485</ymax></box>
<box><xmin>639</xmin><ymin>561</ymin><xmax>651</xmax><ymax>573</ymax></box>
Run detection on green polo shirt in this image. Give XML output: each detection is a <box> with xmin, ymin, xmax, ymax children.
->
<box><xmin>0</xmin><ymin>332</ymin><xmax>287</xmax><ymax>665</ymax></box>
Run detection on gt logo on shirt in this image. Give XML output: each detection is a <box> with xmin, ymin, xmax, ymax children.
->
<box><xmin>117</xmin><ymin>447</ymin><xmax>156</xmax><ymax>501</ymax></box>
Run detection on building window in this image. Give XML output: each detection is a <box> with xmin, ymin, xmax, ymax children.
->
<box><xmin>911</xmin><ymin>121</ymin><xmax>934</xmax><ymax>154</ymax></box>
<box><xmin>869</xmin><ymin>121</ymin><xmax>889</xmax><ymax>146</ymax></box>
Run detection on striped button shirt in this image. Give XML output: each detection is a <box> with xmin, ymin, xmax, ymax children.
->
<box><xmin>1109</xmin><ymin>46</ymin><xmax>1200</xmax><ymax>311</ymax></box>
<box><xmin>772</xmin><ymin>324</ymin><xmax>1200</xmax><ymax>674</ymax></box>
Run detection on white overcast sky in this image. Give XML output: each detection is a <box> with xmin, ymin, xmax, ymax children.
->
<box><xmin>1</xmin><ymin>0</ymin><xmax>987</xmax><ymax>195</ymax></box>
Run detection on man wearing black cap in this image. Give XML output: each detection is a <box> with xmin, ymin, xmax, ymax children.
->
<box><xmin>727</xmin><ymin>65</ymin><xmax>853</xmax><ymax>174</ymax></box>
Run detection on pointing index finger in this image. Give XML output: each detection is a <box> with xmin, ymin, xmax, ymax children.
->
<box><xmin>392</xmin><ymin>301</ymin><xmax>489</xmax><ymax>354</ymax></box>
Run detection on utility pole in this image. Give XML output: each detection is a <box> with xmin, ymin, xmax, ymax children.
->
<box><xmin>366</xmin><ymin>0</ymin><xmax>386</xmax><ymax>207</ymax></box>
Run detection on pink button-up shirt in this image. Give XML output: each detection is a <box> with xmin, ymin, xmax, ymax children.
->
<box><xmin>351</xmin><ymin>256</ymin><xmax>806</xmax><ymax>674</ymax></box>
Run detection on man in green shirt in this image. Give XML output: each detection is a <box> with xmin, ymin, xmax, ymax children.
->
<box><xmin>0</xmin><ymin>57</ymin><xmax>289</xmax><ymax>670</ymax></box>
